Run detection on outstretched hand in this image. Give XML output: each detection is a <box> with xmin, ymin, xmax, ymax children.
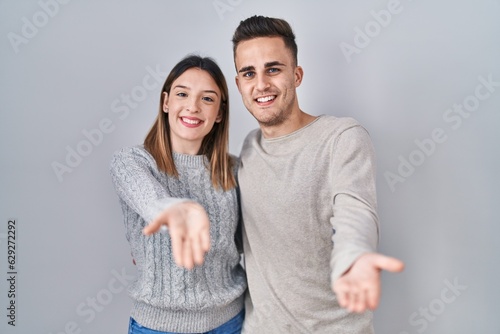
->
<box><xmin>143</xmin><ymin>201</ymin><xmax>211</xmax><ymax>270</ymax></box>
<box><xmin>333</xmin><ymin>253</ymin><xmax>404</xmax><ymax>313</ymax></box>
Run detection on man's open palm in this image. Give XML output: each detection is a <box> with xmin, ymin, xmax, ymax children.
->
<box><xmin>333</xmin><ymin>253</ymin><xmax>404</xmax><ymax>313</ymax></box>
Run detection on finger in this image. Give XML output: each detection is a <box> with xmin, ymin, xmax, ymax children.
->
<box><xmin>192</xmin><ymin>209</ymin><xmax>210</xmax><ymax>252</ymax></box>
<box><xmin>375</xmin><ymin>256</ymin><xmax>405</xmax><ymax>273</ymax></box>
<box><xmin>337</xmin><ymin>290</ymin><xmax>349</xmax><ymax>309</ymax></box>
<box><xmin>366</xmin><ymin>282</ymin><xmax>381</xmax><ymax>310</ymax></box>
<box><xmin>347</xmin><ymin>289</ymin><xmax>359</xmax><ymax>312</ymax></box>
<box><xmin>333</xmin><ymin>281</ymin><xmax>348</xmax><ymax>308</ymax></box>
<box><xmin>182</xmin><ymin>238</ymin><xmax>194</xmax><ymax>270</ymax></box>
<box><xmin>200</xmin><ymin>225</ymin><xmax>210</xmax><ymax>252</ymax></box>
<box><xmin>143</xmin><ymin>219</ymin><xmax>163</xmax><ymax>235</ymax></box>
<box><xmin>191</xmin><ymin>233</ymin><xmax>204</xmax><ymax>266</ymax></box>
<box><xmin>353</xmin><ymin>288</ymin><xmax>367</xmax><ymax>313</ymax></box>
<box><xmin>169</xmin><ymin>225</ymin><xmax>185</xmax><ymax>268</ymax></box>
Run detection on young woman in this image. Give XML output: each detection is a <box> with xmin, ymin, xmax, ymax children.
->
<box><xmin>110</xmin><ymin>55</ymin><xmax>246</xmax><ymax>334</ymax></box>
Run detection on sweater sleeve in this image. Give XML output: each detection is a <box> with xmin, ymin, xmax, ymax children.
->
<box><xmin>329</xmin><ymin>125</ymin><xmax>380</xmax><ymax>283</ymax></box>
<box><xmin>109</xmin><ymin>146</ymin><xmax>188</xmax><ymax>226</ymax></box>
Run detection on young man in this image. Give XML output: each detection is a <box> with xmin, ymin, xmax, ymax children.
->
<box><xmin>143</xmin><ymin>15</ymin><xmax>404</xmax><ymax>334</ymax></box>
<box><xmin>232</xmin><ymin>15</ymin><xmax>404</xmax><ymax>333</ymax></box>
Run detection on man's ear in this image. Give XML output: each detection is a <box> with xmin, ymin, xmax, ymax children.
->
<box><xmin>235</xmin><ymin>76</ymin><xmax>242</xmax><ymax>93</ymax></box>
<box><xmin>162</xmin><ymin>92</ymin><xmax>169</xmax><ymax>112</ymax></box>
<box><xmin>294</xmin><ymin>66</ymin><xmax>304</xmax><ymax>88</ymax></box>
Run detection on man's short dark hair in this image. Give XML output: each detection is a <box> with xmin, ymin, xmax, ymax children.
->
<box><xmin>232</xmin><ymin>15</ymin><xmax>298</xmax><ymax>66</ymax></box>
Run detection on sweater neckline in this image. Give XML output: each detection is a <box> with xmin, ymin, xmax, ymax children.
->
<box><xmin>261</xmin><ymin>115</ymin><xmax>324</xmax><ymax>143</ymax></box>
<box><xmin>172</xmin><ymin>152</ymin><xmax>207</xmax><ymax>168</ymax></box>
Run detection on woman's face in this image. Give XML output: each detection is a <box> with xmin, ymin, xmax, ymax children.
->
<box><xmin>163</xmin><ymin>68</ymin><xmax>222</xmax><ymax>154</ymax></box>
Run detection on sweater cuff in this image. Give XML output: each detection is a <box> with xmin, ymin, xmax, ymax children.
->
<box><xmin>145</xmin><ymin>198</ymin><xmax>191</xmax><ymax>224</ymax></box>
<box><xmin>330</xmin><ymin>249</ymin><xmax>372</xmax><ymax>284</ymax></box>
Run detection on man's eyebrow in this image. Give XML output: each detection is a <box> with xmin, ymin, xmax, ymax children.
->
<box><xmin>238</xmin><ymin>65</ymin><xmax>255</xmax><ymax>73</ymax></box>
<box><xmin>238</xmin><ymin>61</ymin><xmax>285</xmax><ymax>73</ymax></box>
<box><xmin>264</xmin><ymin>61</ymin><xmax>285</xmax><ymax>68</ymax></box>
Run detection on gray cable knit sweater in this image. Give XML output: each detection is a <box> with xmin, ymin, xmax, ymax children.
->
<box><xmin>109</xmin><ymin>146</ymin><xmax>246</xmax><ymax>333</ymax></box>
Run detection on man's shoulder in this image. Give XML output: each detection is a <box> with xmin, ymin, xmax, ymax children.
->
<box><xmin>316</xmin><ymin>115</ymin><xmax>362</xmax><ymax>131</ymax></box>
<box><xmin>240</xmin><ymin>128</ymin><xmax>261</xmax><ymax>150</ymax></box>
<box><xmin>243</xmin><ymin>128</ymin><xmax>261</xmax><ymax>140</ymax></box>
<box><xmin>309</xmin><ymin>115</ymin><xmax>366</xmax><ymax>142</ymax></box>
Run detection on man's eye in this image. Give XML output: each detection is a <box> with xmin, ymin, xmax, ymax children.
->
<box><xmin>268</xmin><ymin>68</ymin><xmax>279</xmax><ymax>74</ymax></box>
<box><xmin>243</xmin><ymin>72</ymin><xmax>254</xmax><ymax>78</ymax></box>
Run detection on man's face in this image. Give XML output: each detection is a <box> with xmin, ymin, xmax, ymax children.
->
<box><xmin>234</xmin><ymin>36</ymin><xmax>303</xmax><ymax>128</ymax></box>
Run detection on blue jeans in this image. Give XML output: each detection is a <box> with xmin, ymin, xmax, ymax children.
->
<box><xmin>128</xmin><ymin>310</ymin><xmax>244</xmax><ymax>334</ymax></box>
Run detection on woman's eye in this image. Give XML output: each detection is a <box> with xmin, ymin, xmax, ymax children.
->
<box><xmin>176</xmin><ymin>92</ymin><xmax>187</xmax><ymax>97</ymax></box>
<box><xmin>202</xmin><ymin>97</ymin><xmax>214</xmax><ymax>102</ymax></box>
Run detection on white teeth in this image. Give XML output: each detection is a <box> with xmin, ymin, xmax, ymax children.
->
<box><xmin>257</xmin><ymin>96</ymin><xmax>276</xmax><ymax>103</ymax></box>
<box><xmin>182</xmin><ymin>117</ymin><xmax>200</xmax><ymax>124</ymax></box>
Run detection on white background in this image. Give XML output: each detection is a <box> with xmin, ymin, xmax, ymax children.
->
<box><xmin>1</xmin><ymin>0</ymin><xmax>499</xmax><ymax>333</ymax></box>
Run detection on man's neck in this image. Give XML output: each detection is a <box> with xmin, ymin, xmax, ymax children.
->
<box><xmin>260</xmin><ymin>111</ymin><xmax>317</xmax><ymax>139</ymax></box>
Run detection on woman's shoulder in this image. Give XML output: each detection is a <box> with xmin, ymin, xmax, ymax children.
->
<box><xmin>110</xmin><ymin>145</ymin><xmax>157</xmax><ymax>170</ymax></box>
<box><xmin>112</xmin><ymin>144</ymin><xmax>152</xmax><ymax>159</ymax></box>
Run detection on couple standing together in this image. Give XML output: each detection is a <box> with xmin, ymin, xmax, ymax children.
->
<box><xmin>110</xmin><ymin>15</ymin><xmax>404</xmax><ymax>334</ymax></box>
